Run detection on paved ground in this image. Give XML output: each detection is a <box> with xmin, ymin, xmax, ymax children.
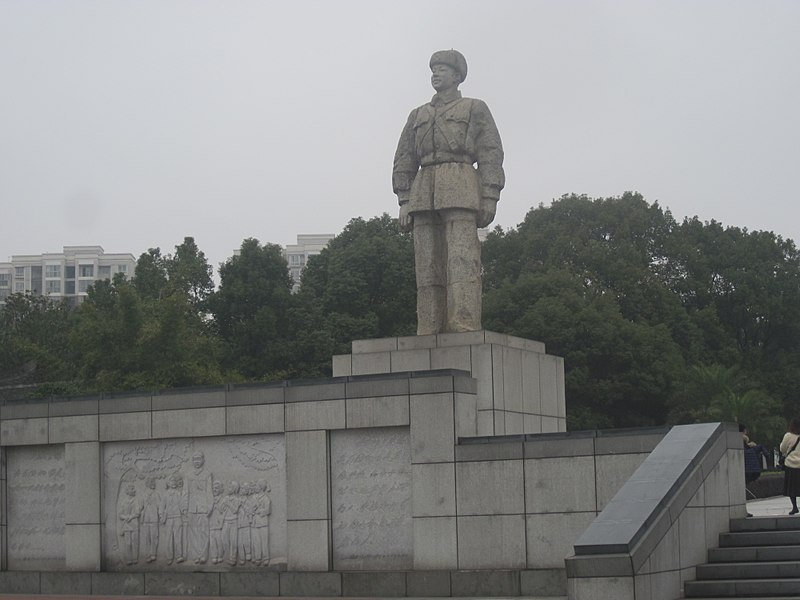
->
<box><xmin>748</xmin><ymin>494</ymin><xmax>795</xmax><ymax>516</ymax></box>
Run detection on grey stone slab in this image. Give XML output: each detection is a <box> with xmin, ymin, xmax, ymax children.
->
<box><xmin>0</xmin><ymin>572</ymin><xmax>41</xmax><ymax>594</ymax></box>
<box><xmin>286</xmin><ymin>430</ymin><xmax>329</xmax><ymax>520</ymax></box>
<box><xmin>520</xmin><ymin>568</ymin><xmax>567</xmax><ymax>596</ymax></box>
<box><xmin>98</xmin><ymin>394</ymin><xmax>151</xmax><ymax>414</ymax></box>
<box><xmin>91</xmin><ymin>572</ymin><xmax>146</xmax><ymax>595</ymax></box>
<box><xmin>219</xmin><ymin>571</ymin><xmax>280</xmax><ymax>596</ymax></box>
<box><xmin>152</xmin><ymin>389</ymin><xmax>226</xmax><ymax>411</ymax></box>
<box><xmin>412</xmin><ymin>516</ymin><xmax>457</xmax><ymax>570</ymax></box>
<box><xmin>7</xmin><ymin>445</ymin><xmax>66</xmax><ymax>570</ymax></box>
<box><xmin>342</xmin><ymin>572</ymin><xmax>406</xmax><ymax>597</ymax></box>
<box><xmin>285</xmin><ymin>399</ymin><xmax>345</xmax><ymax>431</ymax></box>
<box><xmin>491</xmin><ymin>344</ymin><xmax>505</xmax><ymax>412</ymax></box>
<box><xmin>1</xmin><ymin>417</ymin><xmax>48</xmax><ymax>446</ymax></box>
<box><xmin>412</xmin><ymin>462</ymin><xmax>456</xmax><ymax>517</ymax></box>
<box><xmin>98</xmin><ymin>412</ymin><xmax>151</xmax><ymax>441</ymax></box>
<box><xmin>346</xmin><ymin>395</ymin><xmax>409</xmax><ymax>428</ymax></box>
<box><xmin>353</xmin><ymin>337</ymin><xmax>398</xmax><ymax>353</ymax></box>
<box><xmin>450</xmin><ymin>569</ymin><xmax>521</xmax><ymax>596</ymax></box>
<box><xmin>226</xmin><ymin>403</ymin><xmax>285</xmax><ymax>434</ymax></box>
<box><xmin>646</xmin><ymin>569</ymin><xmax>681</xmax><ymax>600</ymax></box>
<box><xmin>330</xmin><ymin>427</ymin><xmax>412</xmax><ymax>570</ymax></box>
<box><xmin>285</xmin><ymin>381</ymin><xmax>345</xmax><ymax>402</ymax></box>
<box><xmin>397</xmin><ymin>334</ymin><xmax>438</xmax><ymax>350</ymax></box>
<box><xmin>471</xmin><ymin>343</ymin><xmax>494</xmax><ymax>411</ymax></box>
<box><xmin>565</xmin><ymin>553</ymin><xmax>634</xmax><ymax>578</ymax></box>
<box><xmin>542</xmin><ymin>416</ymin><xmax>560</xmax><ymax>432</ymax></box>
<box><xmin>431</xmin><ymin>344</ymin><xmax>472</xmax><ymax>372</ymax></box>
<box><xmin>346</xmin><ymin>377</ymin><xmax>409</xmax><ymax>398</ymax></box>
<box><xmin>525</xmin><ymin>455</ymin><xmax>597</xmax><ymax>513</ymax></box>
<box><xmin>566</xmin><ymin>575</ymin><xmax>635</xmax><ymax>600</ymax></box>
<box><xmin>522</xmin><ymin>350</ymin><xmax>542</xmax><ymax>415</ymax></box>
<box><xmin>457</xmin><ymin>514</ymin><xmax>527</xmax><ymax>569</ymax></box>
<box><xmin>454</xmin><ymin>392</ymin><xmax>477</xmax><ymax>439</ymax></box>
<box><xmin>49</xmin><ymin>414</ymin><xmax>98</xmax><ymax>443</ymax></box>
<box><xmin>556</xmin><ymin>356</ymin><xmax>566</xmax><ymax>418</ymax></box>
<box><xmin>40</xmin><ymin>571</ymin><xmax>92</xmax><ymax>595</ymax></box>
<box><xmin>630</xmin><ymin>509</ymin><xmax>673</xmax><ymax>573</ymax></box>
<box><xmin>410</xmin><ymin>374</ymin><xmax>456</xmax><ymax>395</ymax></box>
<box><xmin>66</xmin><ymin>442</ymin><xmax>100</xmax><ymax>524</ymax></box>
<box><xmin>477</xmin><ymin>410</ymin><xmax>495</xmax><ymax>437</ymax></box>
<box><xmin>406</xmin><ymin>570</ymin><xmax>451</xmax><ymax>596</ymax></box>
<box><xmin>226</xmin><ymin>385</ymin><xmax>285</xmax><ymax>406</ymax></box>
<box><xmin>453</xmin><ymin>375</ymin><xmax>478</xmax><ymax>394</ymax></box>
<box><xmin>539</xmin><ymin>354</ymin><xmax>559</xmax><ymax>416</ymax></box>
<box><xmin>145</xmin><ymin>572</ymin><xmax>220</xmax><ymax>595</ymax></box>
<box><xmin>437</xmin><ymin>331</ymin><xmax>488</xmax><ymax>347</ymax></box>
<box><xmin>65</xmin><ymin>523</ymin><xmax>101</xmax><ymax>570</ymax></box>
<box><xmin>502</xmin><ymin>346</ymin><xmax>523</xmax><ymax>413</ymax></box>
<box><xmin>527</xmin><ymin>512</ymin><xmax>597</xmax><ymax>569</ymax></box>
<box><xmin>595</xmin><ymin>453</ymin><xmax>648</xmax><ymax>511</ymax></box>
<box><xmin>279</xmin><ymin>571</ymin><xmax>341</xmax><ymax>596</ymax></box>
<box><xmin>410</xmin><ymin>393</ymin><xmax>455</xmax><ymax>463</ymax></box>
<box><xmin>678</xmin><ymin>507</ymin><xmax>708</xmax><ymax>569</ymax></box>
<box><xmin>594</xmin><ymin>432</ymin><xmax>666</xmax><ymax>455</ymax></box>
<box><xmin>49</xmin><ymin>398</ymin><xmax>99</xmax><ymax>417</ymax></box>
<box><xmin>351</xmin><ymin>351</ymin><xmax>391</xmax><ymax>375</ymax></box>
<box><xmin>331</xmin><ymin>354</ymin><xmax>352</xmax><ymax>377</ymax></box>
<box><xmin>390</xmin><ymin>348</ymin><xmax>431</xmax><ymax>372</ymax></box>
<box><xmin>456</xmin><ymin>459</ymin><xmax>524</xmax><ymax>516</ymax></box>
<box><xmin>151</xmin><ymin>407</ymin><xmax>226</xmax><ymax>438</ymax></box>
<box><xmin>0</xmin><ymin>401</ymin><xmax>49</xmax><ymax>420</ymax></box>
<box><xmin>667</xmin><ymin>464</ymin><xmax>704</xmax><ymax>522</ymax></box>
<box><xmin>638</xmin><ymin>521</ymin><xmax>679</xmax><ymax>574</ymax></box>
<box><xmin>504</xmin><ymin>411</ymin><xmax>525</xmax><ymax>435</ymax></box>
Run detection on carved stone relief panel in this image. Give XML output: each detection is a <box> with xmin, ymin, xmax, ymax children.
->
<box><xmin>330</xmin><ymin>426</ymin><xmax>412</xmax><ymax>570</ymax></box>
<box><xmin>7</xmin><ymin>445</ymin><xmax>66</xmax><ymax>570</ymax></box>
<box><xmin>102</xmin><ymin>435</ymin><xmax>285</xmax><ymax>571</ymax></box>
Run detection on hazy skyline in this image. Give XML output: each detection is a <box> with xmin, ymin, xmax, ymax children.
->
<box><xmin>2</xmin><ymin>0</ymin><xmax>799</xmax><ymax>272</ymax></box>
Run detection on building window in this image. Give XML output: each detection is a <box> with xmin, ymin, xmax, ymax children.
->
<box><xmin>117</xmin><ymin>264</ymin><xmax>128</xmax><ymax>274</ymax></box>
<box><xmin>0</xmin><ymin>274</ymin><xmax>9</xmax><ymax>287</ymax></box>
<box><xmin>65</xmin><ymin>265</ymin><xmax>75</xmax><ymax>279</ymax></box>
<box><xmin>46</xmin><ymin>280</ymin><xmax>61</xmax><ymax>294</ymax></box>
<box><xmin>14</xmin><ymin>266</ymin><xmax>24</xmax><ymax>277</ymax></box>
<box><xmin>78</xmin><ymin>264</ymin><xmax>94</xmax><ymax>278</ymax></box>
<box><xmin>98</xmin><ymin>265</ymin><xmax>112</xmax><ymax>279</ymax></box>
<box><xmin>45</xmin><ymin>264</ymin><xmax>61</xmax><ymax>278</ymax></box>
<box><xmin>65</xmin><ymin>281</ymin><xmax>75</xmax><ymax>295</ymax></box>
<box><xmin>289</xmin><ymin>254</ymin><xmax>305</xmax><ymax>266</ymax></box>
<box><xmin>78</xmin><ymin>280</ymin><xmax>92</xmax><ymax>293</ymax></box>
<box><xmin>15</xmin><ymin>281</ymin><xmax>24</xmax><ymax>292</ymax></box>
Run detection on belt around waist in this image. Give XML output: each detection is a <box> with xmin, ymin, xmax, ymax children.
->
<box><xmin>420</xmin><ymin>153</ymin><xmax>475</xmax><ymax>166</ymax></box>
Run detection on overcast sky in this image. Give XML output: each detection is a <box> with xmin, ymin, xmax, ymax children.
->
<box><xmin>2</xmin><ymin>0</ymin><xmax>799</xmax><ymax>274</ymax></box>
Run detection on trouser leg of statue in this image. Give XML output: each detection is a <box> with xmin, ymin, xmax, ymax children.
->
<box><xmin>413</xmin><ymin>212</ymin><xmax>446</xmax><ymax>335</ymax></box>
<box><xmin>413</xmin><ymin>209</ymin><xmax>481</xmax><ymax>334</ymax></box>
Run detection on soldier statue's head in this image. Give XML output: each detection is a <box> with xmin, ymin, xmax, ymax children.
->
<box><xmin>430</xmin><ymin>49</ymin><xmax>467</xmax><ymax>90</ymax></box>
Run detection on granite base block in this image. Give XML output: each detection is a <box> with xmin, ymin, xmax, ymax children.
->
<box><xmin>279</xmin><ymin>572</ymin><xmax>342</xmax><ymax>596</ymax></box>
<box><xmin>342</xmin><ymin>571</ymin><xmax>407</xmax><ymax>596</ymax></box>
<box><xmin>91</xmin><ymin>572</ymin><xmax>145</xmax><ymax>595</ymax></box>
<box><xmin>450</xmin><ymin>570</ymin><xmax>521</xmax><ymax>597</ymax></box>
<box><xmin>40</xmin><ymin>571</ymin><xmax>92</xmax><ymax>595</ymax></box>
<box><xmin>144</xmin><ymin>572</ymin><xmax>220</xmax><ymax>596</ymax></box>
<box><xmin>219</xmin><ymin>571</ymin><xmax>280</xmax><ymax>596</ymax></box>
<box><xmin>0</xmin><ymin>571</ymin><xmax>40</xmax><ymax>594</ymax></box>
<box><xmin>406</xmin><ymin>570</ymin><xmax>452</xmax><ymax>597</ymax></box>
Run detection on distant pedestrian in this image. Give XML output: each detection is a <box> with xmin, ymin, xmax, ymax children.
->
<box><xmin>780</xmin><ymin>418</ymin><xmax>800</xmax><ymax>515</ymax></box>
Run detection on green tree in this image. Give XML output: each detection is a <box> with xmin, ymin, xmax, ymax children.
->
<box><xmin>210</xmin><ymin>238</ymin><xmax>293</xmax><ymax>380</ymax></box>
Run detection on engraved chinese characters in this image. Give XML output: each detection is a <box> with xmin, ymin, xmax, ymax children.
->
<box><xmin>331</xmin><ymin>427</ymin><xmax>412</xmax><ymax>570</ymax></box>
<box><xmin>7</xmin><ymin>445</ymin><xmax>66</xmax><ymax>570</ymax></box>
<box><xmin>102</xmin><ymin>435</ymin><xmax>285</xmax><ymax>570</ymax></box>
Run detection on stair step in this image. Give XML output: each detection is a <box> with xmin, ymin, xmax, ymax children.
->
<box><xmin>709</xmin><ymin>544</ymin><xmax>800</xmax><ymax>563</ymax></box>
<box><xmin>684</xmin><ymin>577</ymin><xmax>800</xmax><ymax>597</ymax></box>
<box><xmin>719</xmin><ymin>530</ymin><xmax>800</xmax><ymax>547</ymax></box>
<box><xmin>697</xmin><ymin>561</ymin><xmax>800</xmax><ymax>580</ymax></box>
<box><xmin>730</xmin><ymin>516</ymin><xmax>800</xmax><ymax>532</ymax></box>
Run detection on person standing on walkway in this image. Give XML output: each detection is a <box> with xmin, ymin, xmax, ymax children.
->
<box><xmin>780</xmin><ymin>418</ymin><xmax>800</xmax><ymax>515</ymax></box>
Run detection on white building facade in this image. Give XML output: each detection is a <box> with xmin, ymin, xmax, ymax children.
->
<box><xmin>282</xmin><ymin>234</ymin><xmax>334</xmax><ymax>292</ymax></box>
<box><xmin>0</xmin><ymin>246</ymin><xmax>136</xmax><ymax>307</ymax></box>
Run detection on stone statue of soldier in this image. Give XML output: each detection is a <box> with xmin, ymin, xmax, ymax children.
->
<box><xmin>393</xmin><ymin>49</ymin><xmax>504</xmax><ymax>334</ymax></box>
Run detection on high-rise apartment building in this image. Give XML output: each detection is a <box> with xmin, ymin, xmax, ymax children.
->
<box><xmin>282</xmin><ymin>234</ymin><xmax>334</xmax><ymax>291</ymax></box>
<box><xmin>0</xmin><ymin>246</ymin><xmax>136</xmax><ymax>307</ymax></box>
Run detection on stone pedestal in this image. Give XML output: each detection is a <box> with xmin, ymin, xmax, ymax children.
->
<box><xmin>332</xmin><ymin>330</ymin><xmax>566</xmax><ymax>437</ymax></box>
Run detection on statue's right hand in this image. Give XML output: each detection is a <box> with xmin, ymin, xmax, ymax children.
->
<box><xmin>399</xmin><ymin>203</ymin><xmax>413</xmax><ymax>232</ymax></box>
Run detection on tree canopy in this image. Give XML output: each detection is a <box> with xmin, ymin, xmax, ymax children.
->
<box><xmin>2</xmin><ymin>196</ymin><xmax>797</xmax><ymax>444</ymax></box>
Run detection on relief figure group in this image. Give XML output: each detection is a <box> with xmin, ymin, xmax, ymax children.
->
<box><xmin>116</xmin><ymin>452</ymin><xmax>272</xmax><ymax>568</ymax></box>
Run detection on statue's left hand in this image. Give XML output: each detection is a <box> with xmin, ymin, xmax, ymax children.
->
<box><xmin>477</xmin><ymin>198</ymin><xmax>498</xmax><ymax>228</ymax></box>
<box><xmin>399</xmin><ymin>203</ymin><xmax>413</xmax><ymax>232</ymax></box>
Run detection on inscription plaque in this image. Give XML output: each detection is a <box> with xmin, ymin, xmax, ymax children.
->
<box><xmin>331</xmin><ymin>427</ymin><xmax>412</xmax><ymax>570</ymax></box>
<box><xmin>102</xmin><ymin>435</ymin><xmax>285</xmax><ymax>571</ymax></box>
<box><xmin>7</xmin><ymin>445</ymin><xmax>66</xmax><ymax>570</ymax></box>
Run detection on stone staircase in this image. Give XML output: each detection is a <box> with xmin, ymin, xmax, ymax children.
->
<box><xmin>684</xmin><ymin>515</ymin><xmax>800</xmax><ymax>598</ymax></box>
